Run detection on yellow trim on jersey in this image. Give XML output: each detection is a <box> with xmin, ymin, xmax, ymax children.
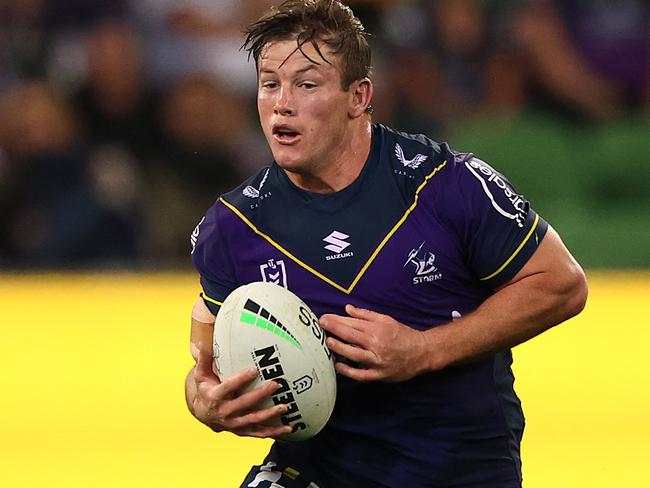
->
<box><xmin>220</xmin><ymin>160</ymin><xmax>447</xmax><ymax>294</ymax></box>
<box><xmin>200</xmin><ymin>292</ymin><xmax>223</xmax><ymax>307</ymax></box>
<box><xmin>480</xmin><ymin>213</ymin><xmax>540</xmax><ymax>281</ymax></box>
<box><xmin>349</xmin><ymin>160</ymin><xmax>447</xmax><ymax>290</ymax></box>
<box><xmin>219</xmin><ymin>198</ymin><xmax>349</xmax><ymax>293</ymax></box>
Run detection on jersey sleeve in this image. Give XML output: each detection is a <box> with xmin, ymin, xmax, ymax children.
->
<box><xmin>190</xmin><ymin>202</ymin><xmax>238</xmax><ymax>314</ymax></box>
<box><xmin>437</xmin><ymin>154</ymin><xmax>548</xmax><ymax>289</ymax></box>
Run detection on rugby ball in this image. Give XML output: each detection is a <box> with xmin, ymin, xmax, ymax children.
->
<box><xmin>213</xmin><ymin>281</ymin><xmax>336</xmax><ymax>441</ymax></box>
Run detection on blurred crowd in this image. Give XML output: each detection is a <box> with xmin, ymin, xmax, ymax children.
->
<box><xmin>0</xmin><ymin>0</ymin><xmax>648</xmax><ymax>269</ymax></box>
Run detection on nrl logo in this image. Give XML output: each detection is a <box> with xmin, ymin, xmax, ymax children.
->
<box><xmin>259</xmin><ymin>258</ymin><xmax>288</xmax><ymax>288</ymax></box>
<box><xmin>395</xmin><ymin>143</ymin><xmax>428</xmax><ymax>169</ymax></box>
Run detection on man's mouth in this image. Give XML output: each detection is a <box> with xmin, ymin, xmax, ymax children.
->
<box><xmin>272</xmin><ymin>125</ymin><xmax>300</xmax><ymax>143</ymax></box>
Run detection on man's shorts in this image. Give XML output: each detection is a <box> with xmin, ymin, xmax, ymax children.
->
<box><xmin>240</xmin><ymin>462</ymin><xmax>321</xmax><ymax>488</ymax></box>
<box><xmin>240</xmin><ymin>460</ymin><xmax>523</xmax><ymax>488</ymax></box>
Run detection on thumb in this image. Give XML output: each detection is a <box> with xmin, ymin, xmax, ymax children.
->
<box><xmin>195</xmin><ymin>346</ymin><xmax>219</xmax><ymax>382</ymax></box>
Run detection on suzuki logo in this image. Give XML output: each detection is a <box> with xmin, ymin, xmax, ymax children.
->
<box><xmin>323</xmin><ymin>230</ymin><xmax>350</xmax><ymax>253</ymax></box>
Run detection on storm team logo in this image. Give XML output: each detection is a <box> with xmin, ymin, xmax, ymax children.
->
<box><xmin>404</xmin><ymin>242</ymin><xmax>442</xmax><ymax>284</ymax></box>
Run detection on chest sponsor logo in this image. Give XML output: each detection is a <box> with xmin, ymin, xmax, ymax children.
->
<box><xmin>465</xmin><ymin>158</ymin><xmax>527</xmax><ymax>228</ymax></box>
<box><xmin>259</xmin><ymin>259</ymin><xmax>288</xmax><ymax>288</ymax></box>
<box><xmin>243</xmin><ymin>167</ymin><xmax>272</xmax><ymax>209</ymax></box>
<box><xmin>404</xmin><ymin>241</ymin><xmax>443</xmax><ymax>284</ymax></box>
<box><xmin>323</xmin><ymin>230</ymin><xmax>354</xmax><ymax>261</ymax></box>
<box><xmin>189</xmin><ymin>216</ymin><xmax>205</xmax><ymax>255</ymax></box>
<box><xmin>395</xmin><ymin>143</ymin><xmax>428</xmax><ymax>169</ymax></box>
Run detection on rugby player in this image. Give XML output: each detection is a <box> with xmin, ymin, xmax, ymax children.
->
<box><xmin>185</xmin><ymin>1</ymin><xmax>588</xmax><ymax>486</ymax></box>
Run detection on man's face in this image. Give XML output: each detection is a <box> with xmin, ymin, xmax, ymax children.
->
<box><xmin>257</xmin><ymin>39</ymin><xmax>353</xmax><ymax>175</ymax></box>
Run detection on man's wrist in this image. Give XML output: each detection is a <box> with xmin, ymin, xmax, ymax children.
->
<box><xmin>419</xmin><ymin>325</ymin><xmax>450</xmax><ymax>373</ymax></box>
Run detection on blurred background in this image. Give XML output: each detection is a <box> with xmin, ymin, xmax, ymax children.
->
<box><xmin>0</xmin><ymin>0</ymin><xmax>648</xmax><ymax>269</ymax></box>
<box><xmin>0</xmin><ymin>1</ymin><xmax>648</xmax><ymax>487</ymax></box>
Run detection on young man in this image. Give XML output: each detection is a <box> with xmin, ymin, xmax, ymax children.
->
<box><xmin>185</xmin><ymin>1</ymin><xmax>588</xmax><ymax>486</ymax></box>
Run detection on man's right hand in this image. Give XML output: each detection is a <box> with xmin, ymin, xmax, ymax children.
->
<box><xmin>188</xmin><ymin>348</ymin><xmax>292</xmax><ymax>438</ymax></box>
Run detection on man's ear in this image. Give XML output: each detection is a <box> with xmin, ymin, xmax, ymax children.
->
<box><xmin>348</xmin><ymin>78</ymin><xmax>373</xmax><ymax>118</ymax></box>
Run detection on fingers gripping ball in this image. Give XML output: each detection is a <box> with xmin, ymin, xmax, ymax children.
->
<box><xmin>213</xmin><ymin>282</ymin><xmax>337</xmax><ymax>441</ymax></box>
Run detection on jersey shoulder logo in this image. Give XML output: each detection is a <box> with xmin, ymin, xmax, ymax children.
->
<box><xmin>395</xmin><ymin>142</ymin><xmax>428</xmax><ymax>169</ymax></box>
<box><xmin>464</xmin><ymin>158</ymin><xmax>527</xmax><ymax>228</ymax></box>
<box><xmin>243</xmin><ymin>186</ymin><xmax>259</xmax><ymax>198</ymax></box>
<box><xmin>243</xmin><ymin>167</ymin><xmax>271</xmax><ymax>199</ymax></box>
<box><xmin>190</xmin><ymin>216</ymin><xmax>205</xmax><ymax>255</ymax></box>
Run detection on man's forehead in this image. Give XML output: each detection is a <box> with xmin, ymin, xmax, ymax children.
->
<box><xmin>258</xmin><ymin>38</ymin><xmax>338</xmax><ymax>71</ymax></box>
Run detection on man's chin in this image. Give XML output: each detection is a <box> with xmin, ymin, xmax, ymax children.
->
<box><xmin>274</xmin><ymin>157</ymin><xmax>309</xmax><ymax>175</ymax></box>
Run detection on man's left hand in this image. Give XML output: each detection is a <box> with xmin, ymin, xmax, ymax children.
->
<box><xmin>319</xmin><ymin>305</ymin><xmax>431</xmax><ymax>382</ymax></box>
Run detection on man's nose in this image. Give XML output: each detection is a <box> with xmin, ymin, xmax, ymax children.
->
<box><xmin>274</xmin><ymin>87</ymin><xmax>294</xmax><ymax>116</ymax></box>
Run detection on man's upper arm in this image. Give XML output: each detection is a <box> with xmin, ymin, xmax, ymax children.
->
<box><xmin>499</xmin><ymin>225</ymin><xmax>588</xmax><ymax>314</ymax></box>
<box><xmin>492</xmin><ymin>226</ymin><xmax>588</xmax><ymax>325</ymax></box>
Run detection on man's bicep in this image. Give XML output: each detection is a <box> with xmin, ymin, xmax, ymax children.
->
<box><xmin>500</xmin><ymin>225</ymin><xmax>583</xmax><ymax>288</ymax></box>
<box><xmin>495</xmin><ymin>224</ymin><xmax>588</xmax><ymax>326</ymax></box>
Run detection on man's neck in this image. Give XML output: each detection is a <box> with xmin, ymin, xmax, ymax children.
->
<box><xmin>285</xmin><ymin>121</ymin><xmax>373</xmax><ymax>194</ymax></box>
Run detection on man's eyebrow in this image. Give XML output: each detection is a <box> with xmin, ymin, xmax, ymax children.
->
<box><xmin>295</xmin><ymin>65</ymin><xmax>319</xmax><ymax>74</ymax></box>
<box><xmin>259</xmin><ymin>64</ymin><xmax>321</xmax><ymax>76</ymax></box>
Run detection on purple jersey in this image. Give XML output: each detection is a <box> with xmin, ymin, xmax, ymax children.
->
<box><xmin>191</xmin><ymin>125</ymin><xmax>547</xmax><ymax>487</ymax></box>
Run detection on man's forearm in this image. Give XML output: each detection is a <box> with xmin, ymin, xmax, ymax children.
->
<box><xmin>423</xmin><ymin>265</ymin><xmax>587</xmax><ymax>371</ymax></box>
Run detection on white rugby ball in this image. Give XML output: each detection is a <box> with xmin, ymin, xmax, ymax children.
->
<box><xmin>213</xmin><ymin>281</ymin><xmax>336</xmax><ymax>441</ymax></box>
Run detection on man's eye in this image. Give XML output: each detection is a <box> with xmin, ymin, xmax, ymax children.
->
<box><xmin>300</xmin><ymin>82</ymin><xmax>317</xmax><ymax>89</ymax></box>
<box><xmin>262</xmin><ymin>81</ymin><xmax>278</xmax><ymax>89</ymax></box>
